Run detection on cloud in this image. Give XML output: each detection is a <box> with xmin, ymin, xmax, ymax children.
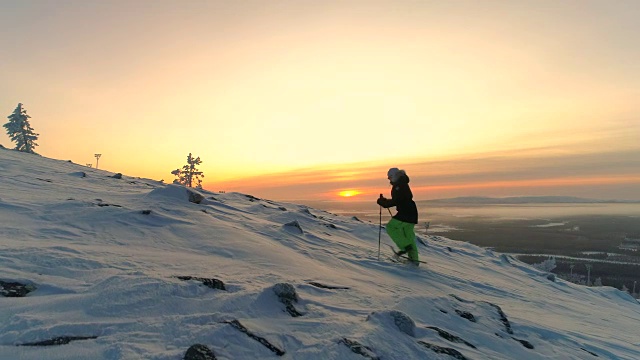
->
<box><xmin>211</xmin><ymin>119</ymin><xmax>640</xmax><ymax>201</ymax></box>
<box><xmin>212</xmin><ymin>145</ymin><xmax>640</xmax><ymax>201</ymax></box>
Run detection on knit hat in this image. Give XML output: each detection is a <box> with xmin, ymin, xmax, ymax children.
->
<box><xmin>387</xmin><ymin>167</ymin><xmax>404</xmax><ymax>182</ymax></box>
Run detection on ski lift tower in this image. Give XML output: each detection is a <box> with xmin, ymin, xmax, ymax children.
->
<box><xmin>95</xmin><ymin>154</ymin><xmax>102</xmax><ymax>169</ymax></box>
<box><xmin>585</xmin><ymin>264</ymin><xmax>593</xmax><ymax>286</ymax></box>
<box><xmin>569</xmin><ymin>263</ymin><xmax>575</xmax><ymax>277</ymax></box>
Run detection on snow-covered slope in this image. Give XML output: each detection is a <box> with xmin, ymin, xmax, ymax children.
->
<box><xmin>1</xmin><ymin>149</ymin><xmax>639</xmax><ymax>360</ymax></box>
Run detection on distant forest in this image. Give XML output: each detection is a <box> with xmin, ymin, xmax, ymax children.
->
<box><xmin>517</xmin><ymin>255</ymin><xmax>638</xmax><ymax>294</ymax></box>
<box><xmin>427</xmin><ymin>214</ymin><xmax>640</xmax><ymax>298</ymax></box>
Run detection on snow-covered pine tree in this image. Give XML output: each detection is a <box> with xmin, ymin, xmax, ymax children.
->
<box><xmin>171</xmin><ymin>153</ymin><xmax>204</xmax><ymax>189</ymax></box>
<box><xmin>532</xmin><ymin>256</ymin><xmax>557</xmax><ymax>272</ymax></box>
<box><xmin>4</xmin><ymin>103</ymin><xmax>39</xmax><ymax>153</ymax></box>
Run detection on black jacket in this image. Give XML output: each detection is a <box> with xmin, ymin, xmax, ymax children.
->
<box><xmin>377</xmin><ymin>174</ymin><xmax>418</xmax><ymax>224</ymax></box>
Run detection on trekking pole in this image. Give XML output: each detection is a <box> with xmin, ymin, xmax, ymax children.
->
<box><xmin>378</xmin><ymin>194</ymin><xmax>383</xmax><ymax>260</ymax></box>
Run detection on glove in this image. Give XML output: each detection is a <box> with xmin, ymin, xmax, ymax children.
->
<box><xmin>377</xmin><ymin>197</ymin><xmax>388</xmax><ymax>207</ymax></box>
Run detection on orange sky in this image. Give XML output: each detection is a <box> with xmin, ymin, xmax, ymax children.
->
<box><xmin>216</xmin><ymin>138</ymin><xmax>640</xmax><ymax>201</ymax></box>
<box><xmin>1</xmin><ymin>1</ymin><xmax>639</xmax><ymax>201</ymax></box>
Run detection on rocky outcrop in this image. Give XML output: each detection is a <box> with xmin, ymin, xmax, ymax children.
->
<box><xmin>184</xmin><ymin>344</ymin><xmax>216</xmax><ymax>360</ymax></box>
<box><xmin>455</xmin><ymin>309</ymin><xmax>477</xmax><ymax>322</ymax></box>
<box><xmin>485</xmin><ymin>302</ymin><xmax>513</xmax><ymax>334</ymax></box>
<box><xmin>367</xmin><ymin>310</ymin><xmax>416</xmax><ymax>337</ymax></box>
<box><xmin>338</xmin><ymin>338</ymin><xmax>379</xmax><ymax>359</ymax></box>
<box><xmin>222</xmin><ymin>319</ymin><xmax>285</xmax><ymax>356</ymax></box>
<box><xmin>418</xmin><ymin>341</ymin><xmax>469</xmax><ymax>360</ymax></box>
<box><xmin>450</xmin><ymin>294</ymin><xmax>534</xmax><ymax>349</ymax></box>
<box><xmin>19</xmin><ymin>336</ymin><xmax>97</xmax><ymax>346</ymax></box>
<box><xmin>0</xmin><ymin>280</ymin><xmax>35</xmax><ymax>297</ymax></box>
<box><xmin>187</xmin><ymin>189</ymin><xmax>205</xmax><ymax>204</ymax></box>
<box><xmin>273</xmin><ymin>283</ymin><xmax>303</xmax><ymax>317</ymax></box>
<box><xmin>177</xmin><ymin>276</ymin><xmax>226</xmax><ymax>291</ymax></box>
<box><xmin>283</xmin><ymin>220</ymin><xmax>304</xmax><ymax>234</ymax></box>
<box><xmin>426</xmin><ymin>326</ymin><xmax>476</xmax><ymax>349</ymax></box>
<box><xmin>307</xmin><ymin>281</ymin><xmax>350</xmax><ymax>290</ymax></box>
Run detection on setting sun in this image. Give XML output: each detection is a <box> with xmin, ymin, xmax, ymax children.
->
<box><xmin>338</xmin><ymin>190</ymin><xmax>362</xmax><ymax>197</ymax></box>
<box><xmin>1</xmin><ymin>1</ymin><xmax>638</xmax><ymax>202</ymax></box>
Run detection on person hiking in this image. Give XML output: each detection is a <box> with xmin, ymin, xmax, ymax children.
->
<box><xmin>377</xmin><ymin>167</ymin><xmax>420</xmax><ymax>265</ymax></box>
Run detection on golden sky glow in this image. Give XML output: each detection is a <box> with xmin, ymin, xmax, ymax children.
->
<box><xmin>1</xmin><ymin>1</ymin><xmax>639</xmax><ymax>201</ymax></box>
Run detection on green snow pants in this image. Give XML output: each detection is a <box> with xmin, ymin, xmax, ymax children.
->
<box><xmin>386</xmin><ymin>218</ymin><xmax>419</xmax><ymax>262</ymax></box>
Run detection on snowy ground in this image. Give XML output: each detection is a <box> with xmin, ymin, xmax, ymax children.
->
<box><xmin>1</xmin><ymin>148</ymin><xmax>639</xmax><ymax>360</ymax></box>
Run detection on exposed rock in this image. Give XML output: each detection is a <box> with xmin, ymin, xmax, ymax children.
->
<box><xmin>546</xmin><ymin>273</ymin><xmax>556</xmax><ymax>282</ymax></box>
<box><xmin>426</xmin><ymin>326</ymin><xmax>476</xmax><ymax>349</ymax></box>
<box><xmin>485</xmin><ymin>302</ymin><xmax>513</xmax><ymax>334</ymax></box>
<box><xmin>184</xmin><ymin>343</ymin><xmax>216</xmax><ymax>360</ymax></box>
<box><xmin>0</xmin><ymin>280</ymin><xmax>35</xmax><ymax>297</ymax></box>
<box><xmin>307</xmin><ymin>281</ymin><xmax>350</xmax><ymax>290</ymax></box>
<box><xmin>273</xmin><ymin>283</ymin><xmax>298</xmax><ymax>302</ymax></box>
<box><xmin>455</xmin><ymin>309</ymin><xmax>476</xmax><ymax>323</ymax></box>
<box><xmin>512</xmin><ymin>336</ymin><xmax>534</xmax><ymax>349</ymax></box>
<box><xmin>581</xmin><ymin>347</ymin><xmax>599</xmax><ymax>357</ymax></box>
<box><xmin>450</xmin><ymin>295</ymin><xmax>473</xmax><ymax>303</ymax></box>
<box><xmin>300</xmin><ymin>208</ymin><xmax>317</xmax><ymax>218</ymax></box>
<box><xmin>187</xmin><ymin>189</ymin><xmax>205</xmax><ymax>204</ymax></box>
<box><xmin>177</xmin><ymin>276</ymin><xmax>226</xmax><ymax>291</ymax></box>
<box><xmin>418</xmin><ymin>341</ymin><xmax>470</xmax><ymax>360</ymax></box>
<box><xmin>112</xmin><ymin>173</ymin><xmax>122</xmax><ymax>179</ymax></box>
<box><xmin>338</xmin><ymin>338</ymin><xmax>380</xmax><ymax>359</ymax></box>
<box><xmin>351</xmin><ymin>216</ymin><xmax>361</xmax><ymax>222</ymax></box>
<box><xmin>141</xmin><ymin>210</ymin><xmax>152</xmax><ymax>215</ymax></box>
<box><xmin>222</xmin><ymin>319</ymin><xmax>285</xmax><ymax>356</ymax></box>
<box><xmin>450</xmin><ymin>295</ymin><xmax>517</xmax><ymax>338</ymax></box>
<box><xmin>283</xmin><ymin>302</ymin><xmax>303</xmax><ymax>317</ymax></box>
<box><xmin>278</xmin><ymin>206</ymin><xmax>287</xmax><ymax>211</ymax></box>
<box><xmin>96</xmin><ymin>203</ymin><xmax>122</xmax><ymax>208</ymax></box>
<box><xmin>283</xmin><ymin>220</ymin><xmax>303</xmax><ymax>234</ymax></box>
<box><xmin>367</xmin><ymin>310</ymin><xmax>416</xmax><ymax>337</ymax></box>
<box><xmin>273</xmin><ymin>283</ymin><xmax>302</xmax><ymax>317</ymax></box>
<box><xmin>245</xmin><ymin>194</ymin><xmax>261</xmax><ymax>202</ymax></box>
<box><xmin>19</xmin><ymin>336</ymin><xmax>97</xmax><ymax>346</ymax></box>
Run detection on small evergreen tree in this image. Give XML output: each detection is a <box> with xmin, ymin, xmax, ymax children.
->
<box><xmin>171</xmin><ymin>153</ymin><xmax>204</xmax><ymax>189</ymax></box>
<box><xmin>533</xmin><ymin>256</ymin><xmax>556</xmax><ymax>272</ymax></box>
<box><xmin>4</xmin><ymin>103</ymin><xmax>39</xmax><ymax>153</ymax></box>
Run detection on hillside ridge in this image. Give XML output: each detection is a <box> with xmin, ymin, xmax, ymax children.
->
<box><xmin>1</xmin><ymin>148</ymin><xmax>639</xmax><ymax>359</ymax></box>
